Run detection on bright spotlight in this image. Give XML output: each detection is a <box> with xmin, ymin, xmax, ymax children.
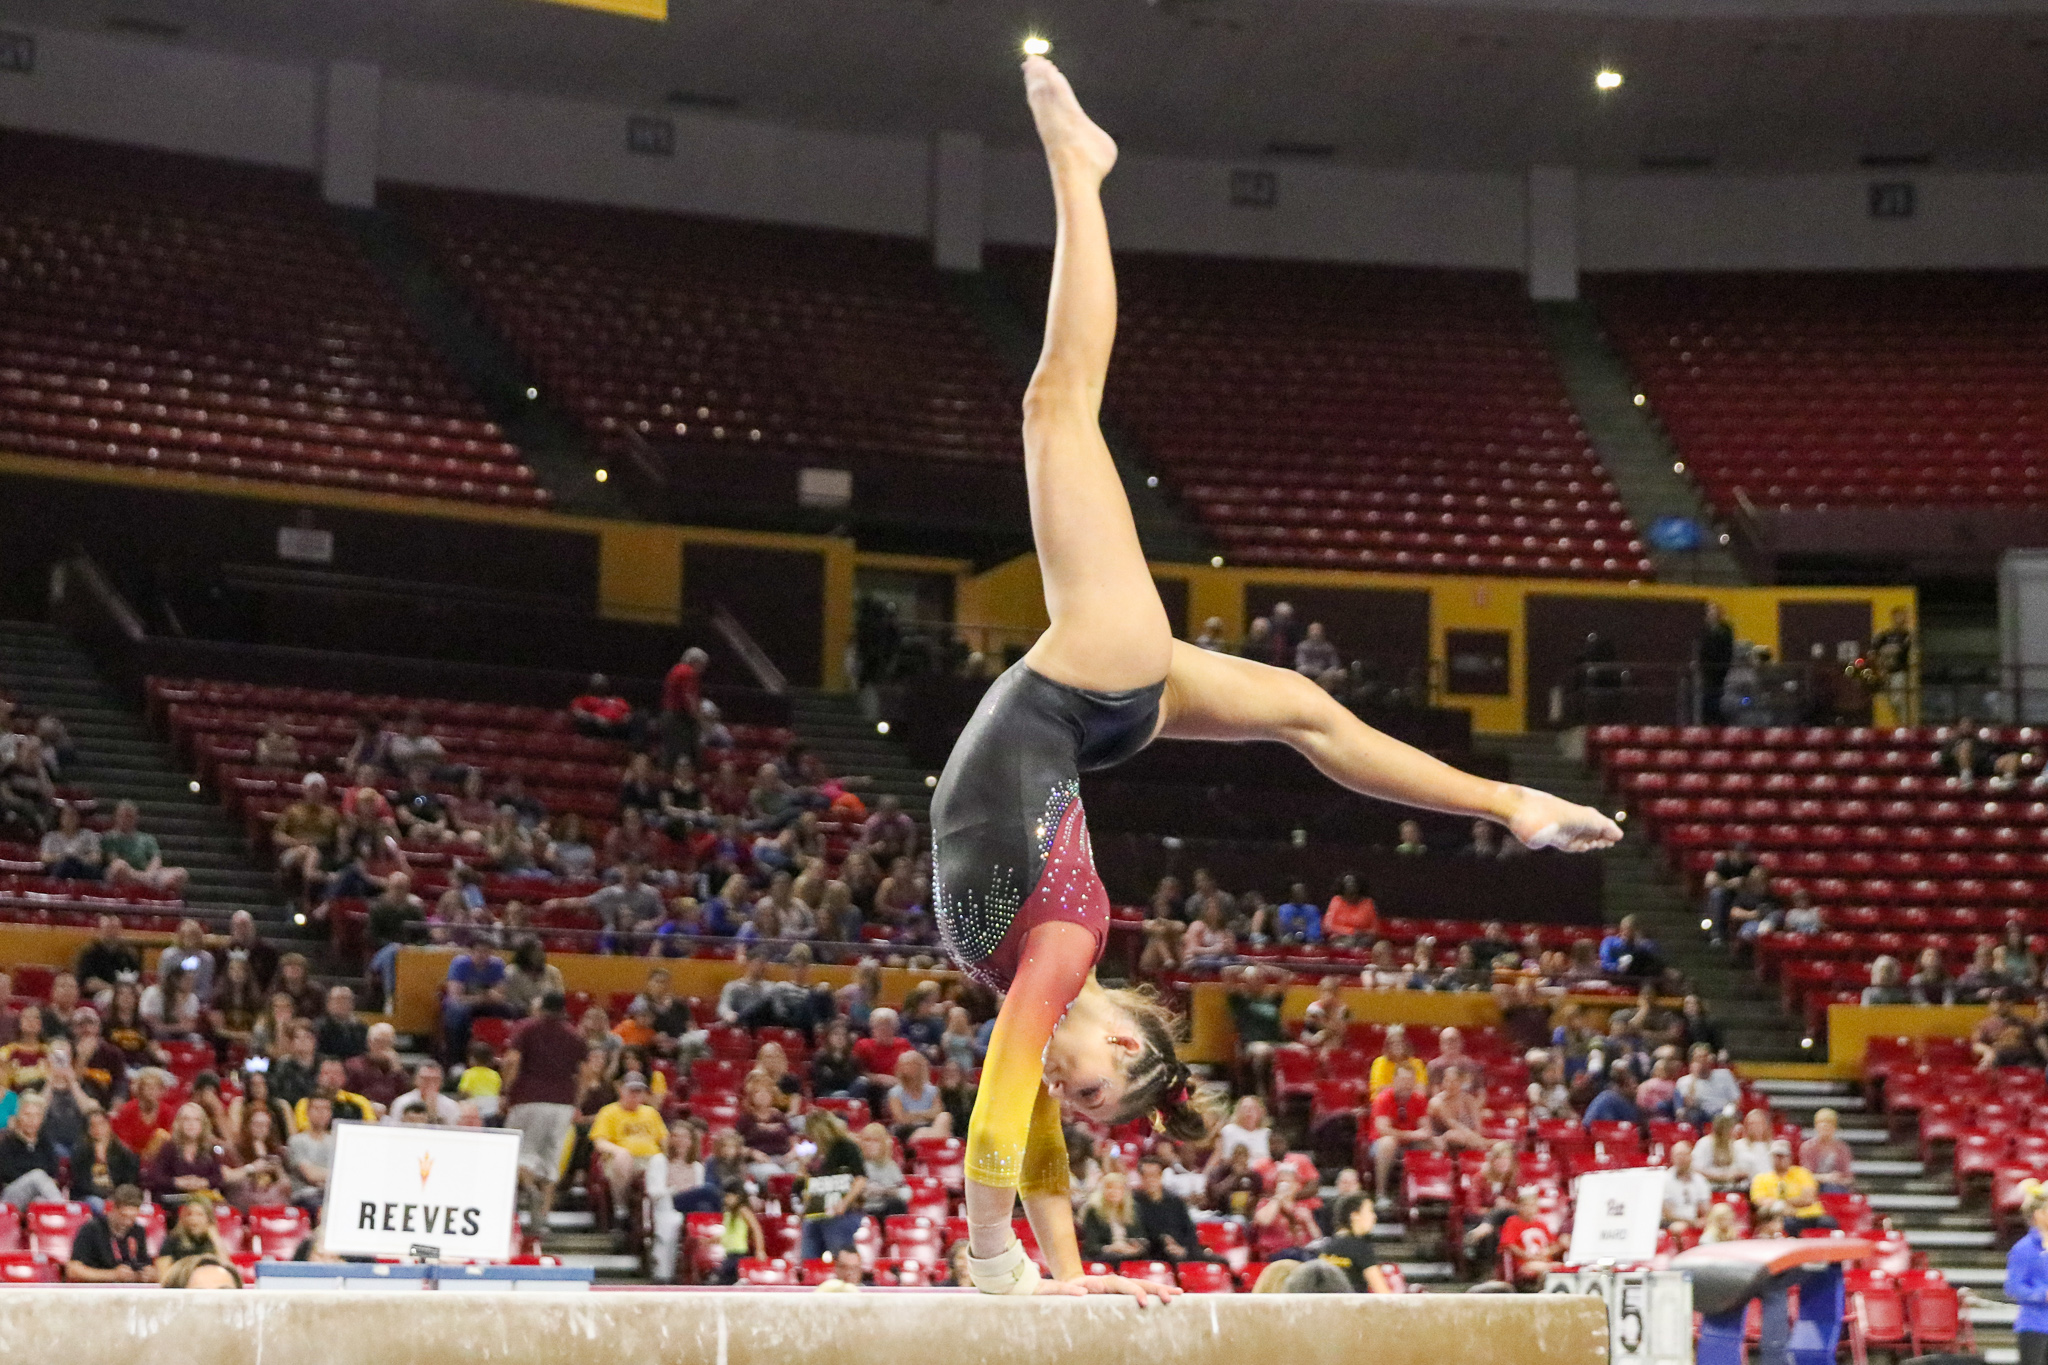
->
<box><xmin>594</xmin><ymin>468</ymin><xmax>609</xmax><ymax>483</ymax></box>
<box><xmin>1210</xmin><ymin>556</ymin><xmax>1225</xmax><ymax>568</ymax></box>
<box><xmin>1595</xmin><ymin>69</ymin><xmax>1624</xmax><ymax>91</ymax></box>
<box><xmin>1022</xmin><ymin>35</ymin><xmax>1051</xmax><ymax>57</ymax></box>
<box><xmin>525</xmin><ymin>387</ymin><xmax>539</xmax><ymax>400</ymax></box>
<box><xmin>188</xmin><ymin>780</ymin><xmax>202</xmax><ymax>794</ymax></box>
<box><xmin>924</xmin><ymin>775</ymin><xmax>938</xmax><ymax>788</ymax></box>
<box><xmin>1632</xmin><ymin>393</ymin><xmax>1646</xmax><ymax>406</ymax></box>
<box><xmin>876</xmin><ymin>721</ymin><xmax>891</xmax><ymax>735</ymax></box>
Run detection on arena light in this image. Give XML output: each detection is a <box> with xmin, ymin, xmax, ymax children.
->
<box><xmin>531</xmin><ymin>0</ymin><xmax>667</xmax><ymax>20</ymax></box>
<box><xmin>876</xmin><ymin>721</ymin><xmax>891</xmax><ymax>735</ymax></box>
<box><xmin>1210</xmin><ymin>555</ymin><xmax>1225</xmax><ymax>568</ymax></box>
<box><xmin>925</xmin><ymin>774</ymin><xmax>938</xmax><ymax>788</ymax></box>
<box><xmin>1146</xmin><ymin>475</ymin><xmax>1159</xmax><ymax>488</ymax></box>
<box><xmin>1632</xmin><ymin>393</ymin><xmax>1646</xmax><ymax>406</ymax></box>
<box><xmin>594</xmin><ymin>468</ymin><xmax>609</xmax><ymax>483</ymax></box>
<box><xmin>188</xmin><ymin>780</ymin><xmax>201</xmax><ymax>793</ymax></box>
<box><xmin>1022</xmin><ymin>35</ymin><xmax>1051</xmax><ymax>57</ymax></box>
<box><xmin>1595</xmin><ymin>69</ymin><xmax>1624</xmax><ymax>91</ymax></box>
<box><xmin>1673</xmin><ymin>461</ymin><xmax>1686</xmax><ymax>473</ymax></box>
<box><xmin>525</xmin><ymin>386</ymin><xmax>538</xmax><ymax>400</ymax></box>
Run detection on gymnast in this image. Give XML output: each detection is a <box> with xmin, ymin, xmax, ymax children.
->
<box><xmin>939</xmin><ymin>56</ymin><xmax>1623</xmax><ymax>1302</ymax></box>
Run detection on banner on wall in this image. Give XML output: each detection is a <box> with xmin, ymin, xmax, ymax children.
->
<box><xmin>321</xmin><ymin>1121</ymin><xmax>521</xmax><ymax>1260</ymax></box>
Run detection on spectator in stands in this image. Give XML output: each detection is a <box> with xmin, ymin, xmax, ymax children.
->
<box><xmin>1394</xmin><ymin>821</ymin><xmax>1428</xmax><ymax>856</ymax></box>
<box><xmin>1272</xmin><ymin>882</ymin><xmax>1322</xmax><ymax>944</ymax></box>
<box><xmin>1696</xmin><ymin>603</ymin><xmax>1735</xmax><ymax>725</ymax></box>
<box><xmin>1238</xmin><ymin>615</ymin><xmax>1275</xmax><ymax>662</ymax></box>
<box><xmin>1661</xmin><ymin>1140</ymin><xmax>1712</xmax><ymax>1234</ymax></box>
<box><xmin>75</xmin><ymin>914</ymin><xmax>140</xmax><ymax>1003</ymax></box>
<box><xmin>589</xmin><ymin>1072</ymin><xmax>668</xmax><ymax>1222</ymax></box>
<box><xmin>69</xmin><ymin>1107</ymin><xmax>141</xmax><ymax>1210</ymax></box>
<box><xmin>1723</xmin><ymin>868</ymin><xmax>1781</xmax><ymax>957</ymax></box>
<box><xmin>0</xmin><ymin>1002</ymin><xmax>49</xmax><ymax>1093</ymax></box>
<box><xmin>1325</xmin><ymin>873</ymin><xmax>1378</xmax><ymax>945</ymax></box>
<box><xmin>441</xmin><ymin>944</ymin><xmax>520</xmax><ymax>1063</ymax></box>
<box><xmin>1500</xmin><ymin>1187</ymin><xmax>1568</xmax><ymax>1287</ymax></box>
<box><xmin>805</xmin><ymin>1018</ymin><xmax>861</xmax><ymax>1100</ymax></box>
<box><xmin>1800</xmin><ymin>1107</ymin><xmax>1856</xmax><ymax>1190</ymax></box>
<box><xmin>1582</xmin><ymin>1062</ymin><xmax>1645</xmax><ymax>1134</ymax></box>
<box><xmin>1751</xmin><ymin>1140</ymin><xmax>1833</xmax><ymax>1234</ymax></box>
<box><xmin>1254</xmin><ymin>1168</ymin><xmax>1322</xmax><ymax>1262</ymax></box>
<box><xmin>147</xmin><ymin>1102</ymin><xmax>229</xmax><ymax>1205</ymax></box>
<box><xmin>273</xmin><ymin>773</ymin><xmax>341</xmax><ymax>902</ymax></box>
<box><xmin>1368</xmin><ymin>1065</ymin><xmax>1436</xmax><ymax>1211</ymax></box>
<box><xmin>159</xmin><ymin>1253</ymin><xmax>242</xmax><ymax>1289</ymax></box>
<box><xmin>386</xmin><ymin>1059</ymin><xmax>461</xmax><ymax>1126</ymax></box>
<box><xmin>1361</xmin><ymin>940</ymin><xmax>1404</xmax><ymax>990</ymax></box>
<box><xmin>1214</xmin><ymin>1095</ymin><xmax>1274</xmax><ymax>1166</ymax></box>
<box><xmin>343</xmin><ymin>713</ymin><xmax>393</xmax><ymax>776</ymax></box>
<box><xmin>884</xmin><ymin>1051</ymin><xmax>948</xmax><ymax>1143</ymax></box>
<box><xmin>1182</xmin><ymin>897</ymin><xmax>1237</xmax><ymax>966</ymax></box>
<box><xmin>99</xmin><ymin>799</ymin><xmax>189</xmax><ymax>895</ymax></box>
<box><xmin>1599</xmin><ymin>916</ymin><xmax>1663</xmax><ymax>981</ymax></box>
<box><xmin>266</xmin><ymin>1022</ymin><xmax>319</xmax><ymax>1112</ymax></box>
<box><xmin>0</xmin><ymin>1091</ymin><xmax>61</xmax><ymax>1208</ymax></box>
<box><xmin>228</xmin><ymin>1067</ymin><xmax>290</xmax><ymax>1147</ymax></box>
<box><xmin>1316</xmin><ymin>1191</ymin><xmax>1392</xmax><ymax>1292</ymax></box>
<box><xmin>1202</xmin><ymin>1141</ymin><xmax>1261</xmax><ymax>1217</ymax></box>
<box><xmin>1858</xmin><ymin>955</ymin><xmax>1910</xmax><ymax>1006</ymax></box>
<box><xmin>1295</xmin><ymin>622</ymin><xmax>1341</xmax><ymax>679</ymax></box>
<box><xmin>1130</xmin><ymin>1153</ymin><xmax>1208</xmax><ymax>1264</ymax></box>
<box><xmin>286</xmin><ymin>1093</ymin><xmax>336</xmax><ymax>1210</ymax></box>
<box><xmin>795</xmin><ymin>1108</ymin><xmax>867</xmax><ymax>1260</ymax></box>
<box><xmin>253</xmin><ymin>718</ymin><xmax>300</xmax><ymax>770</ymax></box>
<box><xmin>152</xmin><ymin>1189</ymin><xmax>227</xmax><ymax>1275</ymax></box>
<box><xmin>1673</xmin><ymin>1044</ymin><xmax>1740</xmax><ymax>1125</ymax></box>
<box><xmin>0</xmin><ymin>732</ymin><xmax>56</xmax><ymax>836</ymax></box>
<box><xmin>1461</xmin><ymin>822</ymin><xmax>1513</xmax><ymax>861</ymax></box>
<box><xmin>1691</xmin><ymin>1112</ymin><xmax>1745</xmax><ymax>1190</ymax></box>
<box><xmin>1299</xmin><ymin>978</ymin><xmax>1352</xmax><ymax>1054</ymax></box>
<box><xmin>231</xmin><ymin>1107</ymin><xmax>292</xmax><ymax>1207</ymax></box>
<box><xmin>852</xmin><ymin>1006</ymin><xmax>912</xmax><ymax>1093</ymax></box>
<box><xmin>706</xmin><ymin>1178</ymin><xmax>764</xmax><ymax>1284</ymax></box>
<box><xmin>570</xmin><ymin>674</ymin><xmax>635</xmax><ymax>741</ymax></box>
<box><xmin>1700</xmin><ymin>841</ymin><xmax>1757</xmax><ymax>947</ymax></box>
<box><xmin>861</xmin><ymin>795</ymin><xmax>917</xmax><ymax>864</ymax></box>
<box><xmin>334</xmin><ymin>1022</ymin><xmax>404</xmax><ymax>1116</ymax></box>
<box><xmin>1960</xmin><ymin>942</ymin><xmax>2018</xmax><ymax>1003</ymax></box>
<box><xmin>140</xmin><ymin>961</ymin><xmax>205</xmax><ymax>1043</ymax></box>
<box><xmin>1497</xmin><ymin>979</ymin><xmax>1552</xmax><ymax>1054</ymax></box>
<box><xmin>1429</xmin><ymin>1067</ymin><xmax>1490</xmax><ymax>1152</ymax></box>
<box><xmin>1138</xmin><ymin>875</ymin><xmax>1187</xmax><ymax>973</ymax></box>
<box><xmin>65</xmin><ymin>1184</ymin><xmax>156</xmax><ymax>1283</ymax></box>
<box><xmin>1080</xmin><ymin>1168</ymin><xmax>1148</xmax><ymax>1262</ymax></box>
<box><xmin>1726</xmin><ymin>1107</ymin><xmax>1774</xmax><ymax>1180</ymax></box>
<box><xmin>660</xmin><ymin>648</ymin><xmax>709</xmax><ymax>765</ymax></box>
<box><xmin>1909</xmin><ymin>946</ymin><xmax>1958</xmax><ymax>1005</ymax></box>
<box><xmin>1369</xmin><ymin>1025</ymin><xmax>1429</xmax><ymax>1096</ymax></box>
<box><xmin>301</xmin><ymin>1056</ymin><xmax>374</xmax><ymax>1127</ymax></box>
<box><xmin>362</xmin><ymin>872</ymin><xmax>426</xmax><ymax>1007</ymax></box>
<box><xmin>647</xmin><ymin>1122</ymin><xmax>712</xmax><ymax>1281</ymax></box>
<box><xmin>110</xmin><ymin>1067</ymin><xmax>174</xmax><ymax>1158</ymax></box>
<box><xmin>309</xmin><ymin>984</ymin><xmax>364</xmax><ymax>1062</ymax></box>
<box><xmin>40</xmin><ymin>801</ymin><xmax>102</xmax><ymax>880</ymax></box>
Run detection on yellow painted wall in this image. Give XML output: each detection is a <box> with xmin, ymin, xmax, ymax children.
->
<box><xmin>1824</xmin><ymin>1003</ymin><xmax>1999</xmax><ymax>1078</ymax></box>
<box><xmin>962</xmin><ymin>552</ymin><xmax>1912</xmax><ymax>735</ymax></box>
<box><xmin>1184</xmin><ymin>984</ymin><xmax>1662</xmax><ymax>1064</ymax></box>
<box><xmin>0</xmin><ymin>923</ymin><xmax>179</xmax><ymax>970</ymax></box>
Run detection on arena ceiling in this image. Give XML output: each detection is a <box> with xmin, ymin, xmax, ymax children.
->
<box><xmin>9</xmin><ymin>0</ymin><xmax>2048</xmax><ymax>171</ymax></box>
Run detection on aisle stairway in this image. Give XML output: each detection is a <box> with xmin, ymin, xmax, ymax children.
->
<box><xmin>1749</xmin><ymin>1078</ymin><xmax>2017</xmax><ymax>1363</ymax></box>
<box><xmin>0</xmin><ymin>620</ymin><xmax>280</xmax><ymax>919</ymax></box>
<box><xmin>1535</xmin><ymin>302</ymin><xmax>1746</xmax><ymax>586</ymax></box>
<box><xmin>1476</xmin><ymin>732</ymin><xmax>1809</xmax><ymax>1061</ymax></box>
<box><xmin>790</xmin><ymin>689</ymin><xmax>934</xmax><ymax>828</ymax></box>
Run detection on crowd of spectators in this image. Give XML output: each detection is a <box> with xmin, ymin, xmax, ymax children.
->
<box><xmin>2</xmin><ymin>693</ymin><xmax>190</xmax><ymax>898</ymax></box>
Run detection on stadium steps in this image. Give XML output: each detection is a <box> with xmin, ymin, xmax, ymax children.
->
<box><xmin>789</xmin><ymin>689</ymin><xmax>935</xmax><ymax>826</ymax></box>
<box><xmin>336</xmin><ymin>205</ymin><xmax>622</xmax><ymax>517</ymax></box>
<box><xmin>1475</xmin><ymin>732</ymin><xmax>1810</xmax><ymax>1061</ymax></box>
<box><xmin>1753</xmin><ymin>1077</ymin><xmax>2017</xmax><ymax>1360</ymax></box>
<box><xmin>0</xmin><ymin>619</ymin><xmax>284</xmax><ymax>918</ymax></box>
<box><xmin>1533</xmin><ymin>301</ymin><xmax>1747</xmax><ymax>586</ymax></box>
<box><xmin>948</xmin><ymin>271</ymin><xmax>1213</xmax><ymax>566</ymax></box>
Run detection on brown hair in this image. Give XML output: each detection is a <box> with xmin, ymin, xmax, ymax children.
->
<box><xmin>1101</xmin><ymin>985</ymin><xmax>1226</xmax><ymax>1144</ymax></box>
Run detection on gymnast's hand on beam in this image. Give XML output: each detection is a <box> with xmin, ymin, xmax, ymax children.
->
<box><xmin>1037</xmin><ymin>1272</ymin><xmax>1180</xmax><ymax>1306</ymax></box>
<box><xmin>1504</xmin><ymin>785</ymin><xmax>1624</xmax><ymax>854</ymax></box>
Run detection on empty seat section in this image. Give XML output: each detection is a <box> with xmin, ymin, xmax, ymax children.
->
<box><xmin>1592</xmin><ymin>271</ymin><xmax>2048</xmax><ymax>515</ymax></box>
<box><xmin>0</xmin><ymin>131</ymin><xmax>543</xmax><ymax>507</ymax></box>
<box><xmin>395</xmin><ymin>188</ymin><xmax>1024</xmax><ymax>473</ymax></box>
<box><xmin>993</xmin><ymin>249</ymin><xmax>1649</xmax><ymax>580</ymax></box>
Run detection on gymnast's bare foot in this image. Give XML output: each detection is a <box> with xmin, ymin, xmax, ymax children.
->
<box><xmin>1024</xmin><ymin>55</ymin><xmax>1117</xmax><ymax>181</ymax></box>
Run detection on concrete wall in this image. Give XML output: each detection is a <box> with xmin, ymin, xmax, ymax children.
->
<box><xmin>6</xmin><ymin>21</ymin><xmax>2048</xmax><ymax>272</ymax></box>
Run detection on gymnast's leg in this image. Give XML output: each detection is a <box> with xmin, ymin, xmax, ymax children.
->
<box><xmin>1158</xmin><ymin>643</ymin><xmax>1624</xmax><ymax>852</ymax></box>
<box><xmin>1016</xmin><ymin>56</ymin><xmax>1174</xmax><ymax>694</ymax></box>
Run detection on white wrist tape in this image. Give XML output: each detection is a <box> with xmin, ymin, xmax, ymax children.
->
<box><xmin>966</xmin><ymin>1236</ymin><xmax>1041</xmax><ymax>1296</ymax></box>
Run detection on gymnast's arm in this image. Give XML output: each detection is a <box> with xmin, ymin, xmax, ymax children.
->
<box><xmin>1158</xmin><ymin>641</ymin><xmax>1621</xmax><ymax>852</ymax></box>
<box><xmin>963</xmin><ymin>925</ymin><xmax>1093</xmax><ymax>1266</ymax></box>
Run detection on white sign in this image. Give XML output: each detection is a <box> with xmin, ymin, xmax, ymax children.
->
<box><xmin>1566</xmin><ymin>1168</ymin><xmax>1667</xmax><ymax>1267</ymax></box>
<box><xmin>322</xmin><ymin>1121</ymin><xmax>522</xmax><ymax>1261</ymax></box>
<box><xmin>276</xmin><ymin>526</ymin><xmax>335</xmax><ymax>564</ymax></box>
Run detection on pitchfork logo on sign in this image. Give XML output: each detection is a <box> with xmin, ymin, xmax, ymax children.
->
<box><xmin>418</xmin><ymin>1151</ymin><xmax>434</xmax><ymax>1188</ymax></box>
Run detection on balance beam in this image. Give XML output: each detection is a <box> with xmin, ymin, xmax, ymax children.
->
<box><xmin>0</xmin><ymin>1288</ymin><xmax>1609</xmax><ymax>1365</ymax></box>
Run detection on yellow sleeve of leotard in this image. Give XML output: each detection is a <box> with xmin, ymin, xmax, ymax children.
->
<box><xmin>965</xmin><ymin>924</ymin><xmax>1093</xmax><ymax>1192</ymax></box>
<box><xmin>1019</xmin><ymin>1082</ymin><xmax>1071</xmax><ymax>1198</ymax></box>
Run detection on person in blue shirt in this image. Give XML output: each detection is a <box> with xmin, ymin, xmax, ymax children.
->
<box><xmin>1599</xmin><ymin>916</ymin><xmax>1661</xmax><ymax>978</ymax></box>
<box><xmin>1580</xmin><ymin>1061</ymin><xmax>1646</xmax><ymax>1135</ymax></box>
<box><xmin>440</xmin><ymin>945</ymin><xmax>515</xmax><ymax>1064</ymax></box>
<box><xmin>2008</xmin><ymin>1179</ymin><xmax>2048</xmax><ymax>1365</ymax></box>
<box><xmin>1274</xmin><ymin>883</ymin><xmax>1322</xmax><ymax>944</ymax></box>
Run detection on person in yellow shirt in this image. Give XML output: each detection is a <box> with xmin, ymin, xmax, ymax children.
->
<box><xmin>1750</xmin><ymin>1140</ymin><xmax>1835</xmax><ymax>1234</ymax></box>
<box><xmin>457</xmin><ymin>1039</ymin><xmax>503</xmax><ymax>1119</ymax></box>
<box><xmin>1367</xmin><ymin>1025</ymin><xmax>1429</xmax><ymax>1096</ymax></box>
<box><xmin>588</xmin><ymin>1072</ymin><xmax>670</xmax><ymax>1222</ymax></box>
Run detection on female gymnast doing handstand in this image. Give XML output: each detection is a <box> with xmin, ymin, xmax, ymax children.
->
<box><xmin>940</xmin><ymin>57</ymin><xmax>1623</xmax><ymax>1302</ymax></box>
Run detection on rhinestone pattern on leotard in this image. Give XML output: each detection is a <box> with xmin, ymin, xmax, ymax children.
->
<box><xmin>937</xmin><ymin>779</ymin><xmax>1081</xmax><ymax>988</ymax></box>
